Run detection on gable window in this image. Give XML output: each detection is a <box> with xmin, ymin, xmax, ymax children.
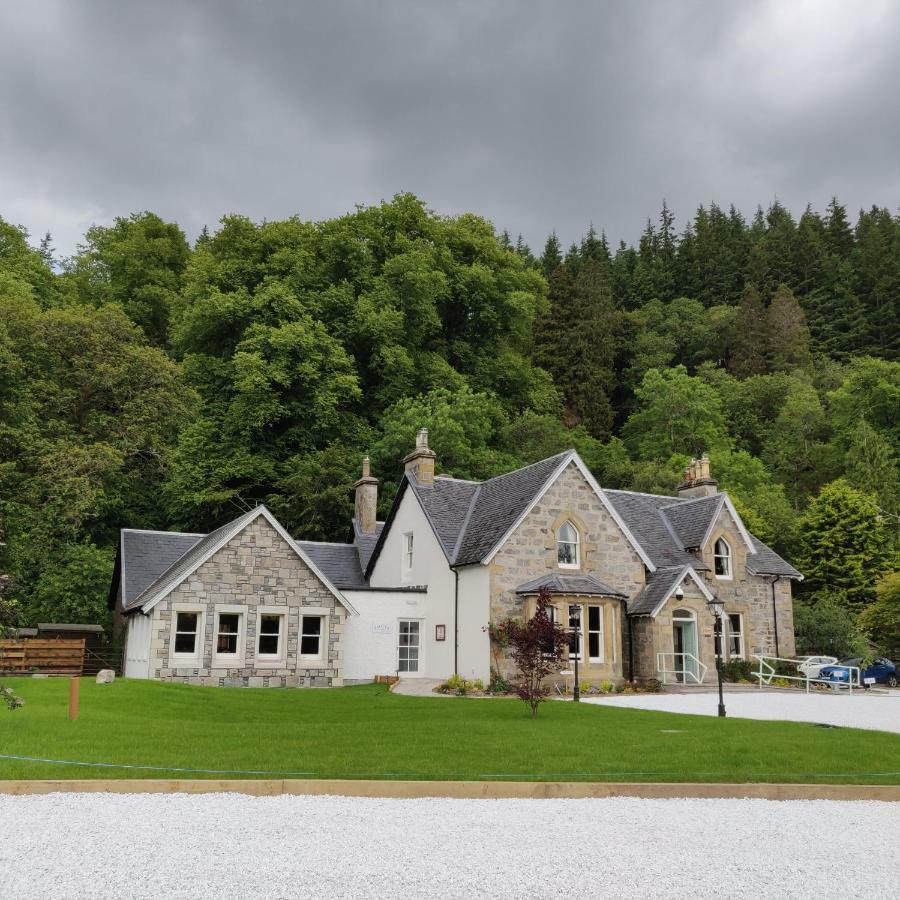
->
<box><xmin>216</xmin><ymin>613</ymin><xmax>241</xmax><ymax>655</ymax></box>
<box><xmin>174</xmin><ymin>612</ymin><xmax>198</xmax><ymax>655</ymax></box>
<box><xmin>588</xmin><ymin>605</ymin><xmax>604</xmax><ymax>663</ymax></box>
<box><xmin>714</xmin><ymin>538</ymin><xmax>732</xmax><ymax>579</ymax></box>
<box><xmin>727</xmin><ymin>613</ymin><xmax>744</xmax><ymax>659</ymax></box>
<box><xmin>257</xmin><ymin>613</ymin><xmax>283</xmax><ymax>658</ymax></box>
<box><xmin>403</xmin><ymin>532</ymin><xmax>414</xmax><ymax>573</ymax></box>
<box><xmin>557</xmin><ymin>521</ymin><xmax>580</xmax><ymax>568</ymax></box>
<box><xmin>300</xmin><ymin>615</ymin><xmax>323</xmax><ymax>659</ymax></box>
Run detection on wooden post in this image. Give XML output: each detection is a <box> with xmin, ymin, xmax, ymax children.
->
<box><xmin>68</xmin><ymin>676</ymin><xmax>79</xmax><ymax>721</ymax></box>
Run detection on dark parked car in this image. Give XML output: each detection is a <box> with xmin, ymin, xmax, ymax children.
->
<box><xmin>818</xmin><ymin>657</ymin><xmax>898</xmax><ymax>687</ymax></box>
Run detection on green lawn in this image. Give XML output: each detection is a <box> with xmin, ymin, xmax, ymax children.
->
<box><xmin>1</xmin><ymin>679</ymin><xmax>898</xmax><ymax>783</ymax></box>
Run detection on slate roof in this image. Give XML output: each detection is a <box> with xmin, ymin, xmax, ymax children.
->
<box><xmin>515</xmin><ymin>573</ymin><xmax>626</xmax><ymax>597</ymax></box>
<box><xmin>353</xmin><ymin>520</ymin><xmax>384</xmax><ymax>572</ymax></box>
<box><xmin>660</xmin><ymin>494</ymin><xmax>723</xmax><ymax>548</ymax></box>
<box><xmin>628</xmin><ymin>566</ymin><xmax>690</xmax><ymax>616</ymax></box>
<box><xmin>603</xmin><ymin>490</ymin><xmax>707</xmax><ymax>569</ymax></box>
<box><xmin>296</xmin><ymin>541</ymin><xmax>367</xmax><ymax>590</ymax></box>
<box><xmin>126</xmin><ymin>507</ymin><xmax>261</xmax><ymax>612</ymax></box>
<box><xmin>746</xmin><ymin>535</ymin><xmax>803</xmax><ymax>578</ymax></box>
<box><xmin>409</xmin><ymin>475</ymin><xmax>481</xmax><ymax>558</ymax></box>
<box><xmin>120</xmin><ymin>529</ymin><xmax>203</xmax><ymax>611</ymax></box>
<box><xmin>452</xmin><ymin>453</ymin><xmax>571</xmax><ymax>565</ymax></box>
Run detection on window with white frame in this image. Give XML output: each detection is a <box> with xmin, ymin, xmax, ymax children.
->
<box><xmin>216</xmin><ymin>613</ymin><xmax>241</xmax><ymax>655</ymax></box>
<box><xmin>714</xmin><ymin>538</ymin><xmax>732</xmax><ymax>579</ymax></box>
<box><xmin>588</xmin><ymin>605</ymin><xmax>604</xmax><ymax>662</ymax></box>
<box><xmin>403</xmin><ymin>532</ymin><xmax>414</xmax><ymax>573</ymax></box>
<box><xmin>727</xmin><ymin>613</ymin><xmax>744</xmax><ymax>659</ymax></box>
<box><xmin>257</xmin><ymin>613</ymin><xmax>284</xmax><ymax>658</ymax></box>
<box><xmin>174</xmin><ymin>612</ymin><xmax>199</xmax><ymax>655</ymax></box>
<box><xmin>398</xmin><ymin>619</ymin><xmax>420</xmax><ymax>673</ymax></box>
<box><xmin>557</xmin><ymin>521</ymin><xmax>580</xmax><ymax>568</ymax></box>
<box><xmin>567</xmin><ymin>604</ymin><xmax>583</xmax><ymax>660</ymax></box>
<box><xmin>300</xmin><ymin>615</ymin><xmax>323</xmax><ymax>659</ymax></box>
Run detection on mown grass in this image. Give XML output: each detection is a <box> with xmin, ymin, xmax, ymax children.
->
<box><xmin>1</xmin><ymin>679</ymin><xmax>898</xmax><ymax>783</ymax></box>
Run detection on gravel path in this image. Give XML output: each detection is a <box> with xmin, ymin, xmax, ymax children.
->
<box><xmin>584</xmin><ymin>690</ymin><xmax>900</xmax><ymax>733</ymax></box>
<box><xmin>2</xmin><ymin>793</ymin><xmax>898</xmax><ymax>899</ymax></box>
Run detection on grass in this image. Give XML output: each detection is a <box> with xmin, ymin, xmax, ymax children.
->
<box><xmin>1</xmin><ymin>679</ymin><xmax>898</xmax><ymax>784</ymax></box>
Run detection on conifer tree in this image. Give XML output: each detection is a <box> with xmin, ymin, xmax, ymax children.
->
<box><xmin>540</xmin><ymin>232</ymin><xmax>562</xmax><ymax>281</ymax></box>
<box><xmin>767</xmin><ymin>284</ymin><xmax>812</xmax><ymax>372</ymax></box>
<box><xmin>729</xmin><ymin>283</ymin><xmax>768</xmax><ymax>377</ymax></box>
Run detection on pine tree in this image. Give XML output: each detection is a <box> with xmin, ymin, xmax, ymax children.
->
<box><xmin>540</xmin><ymin>232</ymin><xmax>562</xmax><ymax>281</ymax></box>
<box><xmin>728</xmin><ymin>283</ymin><xmax>769</xmax><ymax>377</ymax></box>
<box><xmin>824</xmin><ymin>197</ymin><xmax>854</xmax><ymax>260</ymax></box>
<box><xmin>767</xmin><ymin>284</ymin><xmax>812</xmax><ymax>372</ymax></box>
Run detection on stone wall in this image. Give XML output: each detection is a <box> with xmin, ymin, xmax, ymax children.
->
<box><xmin>489</xmin><ymin>462</ymin><xmax>646</xmax><ymax>683</ymax></box>
<box><xmin>147</xmin><ymin>516</ymin><xmax>346</xmax><ymax>687</ymax></box>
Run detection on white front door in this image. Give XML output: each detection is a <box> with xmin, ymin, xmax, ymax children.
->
<box><xmin>398</xmin><ymin>620</ymin><xmax>421</xmax><ymax>674</ymax></box>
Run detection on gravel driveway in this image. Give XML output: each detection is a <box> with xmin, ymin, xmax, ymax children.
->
<box><xmin>584</xmin><ymin>690</ymin><xmax>900</xmax><ymax>733</ymax></box>
<box><xmin>2</xmin><ymin>793</ymin><xmax>898</xmax><ymax>899</ymax></box>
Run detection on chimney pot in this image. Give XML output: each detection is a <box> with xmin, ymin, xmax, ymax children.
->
<box><xmin>677</xmin><ymin>454</ymin><xmax>718</xmax><ymax>499</ymax></box>
<box><xmin>403</xmin><ymin>427</ymin><xmax>437</xmax><ymax>485</ymax></box>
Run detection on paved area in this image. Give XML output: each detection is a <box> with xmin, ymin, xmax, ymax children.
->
<box><xmin>391</xmin><ymin>677</ymin><xmax>446</xmax><ymax>696</ymax></box>
<box><xmin>1</xmin><ymin>793</ymin><xmax>897</xmax><ymax>899</ymax></box>
<box><xmin>584</xmin><ymin>689</ymin><xmax>900</xmax><ymax>733</ymax></box>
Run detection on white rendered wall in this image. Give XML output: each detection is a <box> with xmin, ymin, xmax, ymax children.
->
<box><xmin>456</xmin><ymin>565</ymin><xmax>491</xmax><ymax>682</ymax></box>
<box><xmin>124</xmin><ymin>613</ymin><xmax>152</xmax><ymax>679</ymax></box>
<box><xmin>364</xmin><ymin>487</ymin><xmax>465</xmax><ymax>679</ymax></box>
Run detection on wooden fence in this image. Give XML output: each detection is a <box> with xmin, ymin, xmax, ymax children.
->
<box><xmin>0</xmin><ymin>638</ymin><xmax>85</xmax><ymax>675</ymax></box>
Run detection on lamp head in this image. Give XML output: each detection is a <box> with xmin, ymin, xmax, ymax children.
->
<box><xmin>707</xmin><ymin>595</ymin><xmax>725</xmax><ymax>618</ymax></box>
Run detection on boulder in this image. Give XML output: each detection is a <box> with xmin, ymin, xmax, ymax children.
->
<box><xmin>95</xmin><ymin>669</ymin><xmax>115</xmax><ymax>684</ymax></box>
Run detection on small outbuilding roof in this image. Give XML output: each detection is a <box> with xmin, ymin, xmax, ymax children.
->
<box><xmin>515</xmin><ymin>572</ymin><xmax>627</xmax><ymax>597</ymax></box>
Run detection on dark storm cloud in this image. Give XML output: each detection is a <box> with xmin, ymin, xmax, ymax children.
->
<box><xmin>2</xmin><ymin>0</ymin><xmax>899</xmax><ymax>256</ymax></box>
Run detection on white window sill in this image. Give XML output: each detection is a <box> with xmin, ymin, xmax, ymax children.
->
<box><xmin>254</xmin><ymin>658</ymin><xmax>287</xmax><ymax>668</ymax></box>
<box><xmin>558</xmin><ymin>563</ymin><xmax>580</xmax><ymax>570</ymax></box>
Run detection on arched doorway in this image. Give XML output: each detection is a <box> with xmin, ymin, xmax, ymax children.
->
<box><xmin>672</xmin><ymin>608</ymin><xmax>700</xmax><ymax>683</ymax></box>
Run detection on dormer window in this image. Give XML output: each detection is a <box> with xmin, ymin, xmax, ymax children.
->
<box><xmin>714</xmin><ymin>538</ymin><xmax>732</xmax><ymax>579</ymax></box>
<box><xmin>557</xmin><ymin>521</ymin><xmax>580</xmax><ymax>568</ymax></box>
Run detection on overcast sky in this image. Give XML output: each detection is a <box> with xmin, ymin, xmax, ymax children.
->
<box><xmin>2</xmin><ymin>0</ymin><xmax>899</xmax><ymax>258</ymax></box>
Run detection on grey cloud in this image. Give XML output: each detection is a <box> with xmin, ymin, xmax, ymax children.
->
<box><xmin>1</xmin><ymin>0</ymin><xmax>898</xmax><ymax>257</ymax></box>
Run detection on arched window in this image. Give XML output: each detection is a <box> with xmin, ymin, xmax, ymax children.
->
<box><xmin>557</xmin><ymin>521</ymin><xmax>580</xmax><ymax>567</ymax></box>
<box><xmin>714</xmin><ymin>538</ymin><xmax>732</xmax><ymax>579</ymax></box>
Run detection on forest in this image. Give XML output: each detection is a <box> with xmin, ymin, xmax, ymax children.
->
<box><xmin>0</xmin><ymin>193</ymin><xmax>897</xmax><ymax>656</ymax></box>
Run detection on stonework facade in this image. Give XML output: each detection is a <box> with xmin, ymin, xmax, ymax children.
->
<box><xmin>146</xmin><ymin>517</ymin><xmax>346</xmax><ymax>687</ymax></box>
<box><xmin>489</xmin><ymin>462</ymin><xmax>646</xmax><ymax>683</ymax></box>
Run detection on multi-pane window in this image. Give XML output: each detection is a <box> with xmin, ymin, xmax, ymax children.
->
<box><xmin>216</xmin><ymin>613</ymin><xmax>240</xmax><ymax>654</ymax></box>
<box><xmin>714</xmin><ymin>538</ymin><xmax>732</xmax><ymax>578</ymax></box>
<box><xmin>567</xmin><ymin>604</ymin><xmax>582</xmax><ymax>660</ymax></box>
<box><xmin>174</xmin><ymin>612</ymin><xmax>198</xmax><ymax>655</ymax></box>
<box><xmin>588</xmin><ymin>605</ymin><xmax>604</xmax><ymax>662</ymax></box>
<box><xmin>300</xmin><ymin>616</ymin><xmax>323</xmax><ymax>658</ymax></box>
<box><xmin>404</xmin><ymin>532</ymin><xmax>414</xmax><ymax>572</ymax></box>
<box><xmin>557</xmin><ymin>522</ymin><xmax>580</xmax><ymax>567</ymax></box>
<box><xmin>398</xmin><ymin>620</ymin><xmax>420</xmax><ymax>673</ymax></box>
<box><xmin>727</xmin><ymin>613</ymin><xmax>744</xmax><ymax>659</ymax></box>
<box><xmin>257</xmin><ymin>614</ymin><xmax>283</xmax><ymax>657</ymax></box>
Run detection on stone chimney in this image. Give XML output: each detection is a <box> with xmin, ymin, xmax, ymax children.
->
<box><xmin>354</xmin><ymin>456</ymin><xmax>379</xmax><ymax>534</ymax></box>
<box><xmin>677</xmin><ymin>455</ymin><xmax>718</xmax><ymax>499</ymax></box>
<box><xmin>403</xmin><ymin>428</ymin><xmax>436</xmax><ymax>486</ymax></box>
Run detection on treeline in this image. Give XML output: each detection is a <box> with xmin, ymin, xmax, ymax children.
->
<box><xmin>0</xmin><ymin>194</ymin><xmax>897</xmax><ymax>655</ymax></box>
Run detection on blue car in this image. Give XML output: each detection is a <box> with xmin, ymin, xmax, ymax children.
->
<box><xmin>818</xmin><ymin>657</ymin><xmax>899</xmax><ymax>688</ymax></box>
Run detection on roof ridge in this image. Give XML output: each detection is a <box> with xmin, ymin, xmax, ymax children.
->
<box><xmin>296</xmin><ymin>539</ymin><xmax>356</xmax><ymax>548</ymax></box>
<box><xmin>606</xmin><ymin>488</ymin><xmax>682</xmax><ymax>501</ymax></box>
<box><xmin>122</xmin><ymin>528</ymin><xmax>206</xmax><ymax>537</ymax></box>
<box><xmin>480</xmin><ymin>450</ymin><xmax>573</xmax><ymax>485</ymax></box>
<box><xmin>659</xmin><ymin>493</ymin><xmax>722</xmax><ymax>510</ymax></box>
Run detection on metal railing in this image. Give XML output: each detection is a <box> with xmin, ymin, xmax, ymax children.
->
<box><xmin>753</xmin><ymin>654</ymin><xmax>861</xmax><ymax>693</ymax></box>
<box><xmin>656</xmin><ymin>652</ymin><xmax>708</xmax><ymax>685</ymax></box>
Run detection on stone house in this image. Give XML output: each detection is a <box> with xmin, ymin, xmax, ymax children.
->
<box><xmin>112</xmin><ymin>431</ymin><xmax>801</xmax><ymax>687</ymax></box>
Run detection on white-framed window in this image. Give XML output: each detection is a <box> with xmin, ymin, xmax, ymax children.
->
<box><xmin>300</xmin><ymin>615</ymin><xmax>324</xmax><ymax>660</ymax></box>
<box><xmin>557</xmin><ymin>521</ymin><xmax>580</xmax><ymax>568</ymax></box>
<box><xmin>174</xmin><ymin>611</ymin><xmax>199</xmax><ymax>655</ymax></box>
<box><xmin>588</xmin><ymin>605</ymin><xmax>604</xmax><ymax>663</ymax></box>
<box><xmin>567</xmin><ymin>604</ymin><xmax>583</xmax><ymax>660</ymax></box>
<box><xmin>727</xmin><ymin>613</ymin><xmax>744</xmax><ymax>659</ymax></box>
<box><xmin>212</xmin><ymin>605</ymin><xmax>246</xmax><ymax>667</ymax></box>
<box><xmin>255</xmin><ymin>608</ymin><xmax>285</xmax><ymax>663</ymax></box>
<box><xmin>714</xmin><ymin>537</ymin><xmax>732</xmax><ymax>579</ymax></box>
<box><xmin>403</xmin><ymin>532</ymin><xmax>414</xmax><ymax>573</ymax></box>
<box><xmin>398</xmin><ymin>619</ymin><xmax>421</xmax><ymax>673</ymax></box>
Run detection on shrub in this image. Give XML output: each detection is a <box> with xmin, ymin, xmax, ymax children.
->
<box><xmin>1</xmin><ymin>684</ymin><xmax>23</xmax><ymax>711</ymax></box>
<box><xmin>472</xmin><ymin>679</ymin><xmax>484</xmax><ymax>692</ymax></box>
<box><xmin>614</xmin><ymin>682</ymin><xmax>625</xmax><ymax>693</ymax></box>
<box><xmin>794</xmin><ymin>591</ymin><xmax>868</xmax><ymax>659</ymax></box>
<box><xmin>721</xmin><ymin>659</ymin><xmax>754</xmax><ymax>682</ymax></box>
<box><xmin>599</xmin><ymin>680</ymin><xmax>614</xmax><ymax>694</ymax></box>
<box><xmin>488</xmin><ymin>672</ymin><xmax>510</xmax><ymax>694</ymax></box>
<box><xmin>642</xmin><ymin>678</ymin><xmax>662</xmax><ymax>693</ymax></box>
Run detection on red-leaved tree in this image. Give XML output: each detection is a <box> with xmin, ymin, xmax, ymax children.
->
<box><xmin>506</xmin><ymin>587</ymin><xmax>568</xmax><ymax>717</ymax></box>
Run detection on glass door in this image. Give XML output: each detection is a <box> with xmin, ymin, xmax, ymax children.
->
<box><xmin>398</xmin><ymin>620</ymin><xmax>421</xmax><ymax>673</ymax></box>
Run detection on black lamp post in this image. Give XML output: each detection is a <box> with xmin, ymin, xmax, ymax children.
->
<box><xmin>569</xmin><ymin>605</ymin><xmax>581</xmax><ymax>702</ymax></box>
<box><xmin>707</xmin><ymin>595</ymin><xmax>727</xmax><ymax>718</ymax></box>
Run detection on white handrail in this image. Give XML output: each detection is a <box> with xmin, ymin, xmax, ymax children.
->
<box><xmin>753</xmin><ymin>654</ymin><xmax>861</xmax><ymax>693</ymax></box>
<box><xmin>656</xmin><ymin>652</ymin><xmax>708</xmax><ymax>685</ymax></box>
